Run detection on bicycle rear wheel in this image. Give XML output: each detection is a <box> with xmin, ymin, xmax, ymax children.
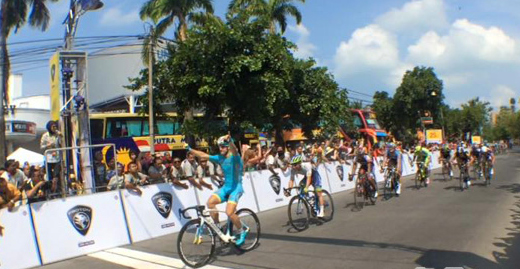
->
<box><xmin>177</xmin><ymin>219</ymin><xmax>216</xmax><ymax>268</ymax></box>
<box><xmin>415</xmin><ymin>172</ymin><xmax>420</xmax><ymax>190</ymax></box>
<box><xmin>320</xmin><ymin>190</ymin><xmax>334</xmax><ymax>222</ymax></box>
<box><xmin>288</xmin><ymin>196</ymin><xmax>310</xmax><ymax>231</ymax></box>
<box><xmin>232</xmin><ymin>208</ymin><xmax>260</xmax><ymax>252</ymax></box>
<box><xmin>366</xmin><ymin>181</ymin><xmax>377</xmax><ymax>205</ymax></box>
<box><xmin>354</xmin><ymin>178</ymin><xmax>364</xmax><ymax>210</ymax></box>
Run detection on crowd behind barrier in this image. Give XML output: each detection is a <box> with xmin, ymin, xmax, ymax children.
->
<box><xmin>0</xmin><ymin>147</ymin><xmax>443</xmax><ymax>269</ymax></box>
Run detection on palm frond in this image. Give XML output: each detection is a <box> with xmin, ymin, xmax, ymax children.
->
<box><xmin>28</xmin><ymin>0</ymin><xmax>51</xmax><ymax>31</ymax></box>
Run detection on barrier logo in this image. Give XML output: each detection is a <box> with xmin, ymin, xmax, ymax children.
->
<box><xmin>336</xmin><ymin>165</ymin><xmax>344</xmax><ymax>181</ymax></box>
<box><xmin>269</xmin><ymin>175</ymin><xmax>281</xmax><ymax>195</ymax></box>
<box><xmin>67</xmin><ymin>205</ymin><xmax>92</xmax><ymax>236</ymax></box>
<box><xmin>152</xmin><ymin>192</ymin><xmax>173</xmax><ymax>218</ymax></box>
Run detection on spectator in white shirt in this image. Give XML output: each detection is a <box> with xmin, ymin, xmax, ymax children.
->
<box><xmin>169</xmin><ymin>158</ymin><xmax>189</xmax><ymax>189</ymax></box>
<box><xmin>2</xmin><ymin>159</ymin><xmax>26</xmax><ymax>190</ymax></box>
<box><xmin>182</xmin><ymin>152</ymin><xmax>212</xmax><ymax>190</ymax></box>
<box><xmin>197</xmin><ymin>158</ymin><xmax>223</xmax><ymax>187</ymax></box>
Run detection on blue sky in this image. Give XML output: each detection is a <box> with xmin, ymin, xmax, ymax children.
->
<box><xmin>8</xmin><ymin>0</ymin><xmax>520</xmax><ymax>109</ymax></box>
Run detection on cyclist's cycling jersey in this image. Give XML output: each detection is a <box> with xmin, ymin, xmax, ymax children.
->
<box><xmin>414</xmin><ymin>148</ymin><xmax>431</xmax><ymax>164</ymax></box>
<box><xmin>471</xmin><ymin>148</ymin><xmax>481</xmax><ymax>158</ymax></box>
<box><xmin>209</xmin><ymin>154</ymin><xmax>243</xmax><ymax>204</ymax></box>
<box><xmin>441</xmin><ymin>147</ymin><xmax>452</xmax><ymax>159</ymax></box>
<box><xmin>456</xmin><ymin>147</ymin><xmax>470</xmax><ymax>162</ymax></box>
<box><xmin>386</xmin><ymin>149</ymin><xmax>401</xmax><ymax>167</ymax></box>
<box><xmin>483</xmin><ymin>150</ymin><xmax>494</xmax><ymax>162</ymax></box>
<box><xmin>290</xmin><ymin>165</ymin><xmax>322</xmax><ymax>191</ymax></box>
<box><xmin>355</xmin><ymin>153</ymin><xmax>372</xmax><ymax>172</ymax></box>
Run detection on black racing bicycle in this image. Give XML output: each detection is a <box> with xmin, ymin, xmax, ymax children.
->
<box><xmin>415</xmin><ymin>162</ymin><xmax>428</xmax><ymax>189</ymax></box>
<box><xmin>284</xmin><ymin>182</ymin><xmax>334</xmax><ymax>231</ymax></box>
<box><xmin>382</xmin><ymin>166</ymin><xmax>399</xmax><ymax>200</ymax></box>
<box><xmin>459</xmin><ymin>162</ymin><xmax>470</xmax><ymax>191</ymax></box>
<box><xmin>352</xmin><ymin>172</ymin><xmax>377</xmax><ymax>209</ymax></box>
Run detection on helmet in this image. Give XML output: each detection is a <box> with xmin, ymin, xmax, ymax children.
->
<box><xmin>415</xmin><ymin>146</ymin><xmax>422</xmax><ymax>152</ymax></box>
<box><xmin>387</xmin><ymin>143</ymin><xmax>395</xmax><ymax>149</ymax></box>
<box><xmin>217</xmin><ymin>136</ymin><xmax>229</xmax><ymax>147</ymax></box>
<box><xmin>290</xmin><ymin>155</ymin><xmax>302</xmax><ymax>165</ymax></box>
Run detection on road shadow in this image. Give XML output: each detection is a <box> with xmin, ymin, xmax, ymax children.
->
<box><xmin>444</xmin><ymin>185</ymin><xmax>463</xmax><ymax>192</ymax></box>
<box><xmin>497</xmin><ymin>183</ymin><xmax>520</xmax><ymax>194</ymax></box>
<box><xmin>260</xmin><ymin>233</ymin><xmax>504</xmax><ymax>268</ymax></box>
<box><xmin>491</xmin><ymin>184</ymin><xmax>520</xmax><ymax>267</ymax></box>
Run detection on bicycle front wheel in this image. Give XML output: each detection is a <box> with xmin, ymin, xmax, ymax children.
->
<box><xmin>320</xmin><ymin>190</ymin><xmax>334</xmax><ymax>222</ymax></box>
<box><xmin>233</xmin><ymin>208</ymin><xmax>261</xmax><ymax>252</ymax></box>
<box><xmin>177</xmin><ymin>219</ymin><xmax>216</xmax><ymax>268</ymax></box>
<box><xmin>288</xmin><ymin>196</ymin><xmax>310</xmax><ymax>231</ymax></box>
<box><xmin>354</xmin><ymin>178</ymin><xmax>364</xmax><ymax>210</ymax></box>
<box><xmin>383</xmin><ymin>177</ymin><xmax>391</xmax><ymax>200</ymax></box>
<box><xmin>459</xmin><ymin>171</ymin><xmax>465</xmax><ymax>191</ymax></box>
<box><xmin>415</xmin><ymin>172</ymin><xmax>420</xmax><ymax>190</ymax></box>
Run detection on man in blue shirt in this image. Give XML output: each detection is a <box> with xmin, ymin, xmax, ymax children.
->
<box><xmin>189</xmin><ymin>135</ymin><xmax>248</xmax><ymax>246</ymax></box>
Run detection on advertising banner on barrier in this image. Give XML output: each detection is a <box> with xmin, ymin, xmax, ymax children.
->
<box><xmin>0</xmin><ymin>206</ymin><xmax>41</xmax><ymax>269</ymax></box>
<box><xmin>402</xmin><ymin>153</ymin><xmax>417</xmax><ymax>177</ymax></box>
<box><xmin>121</xmin><ymin>183</ymin><xmax>199</xmax><ymax>243</ymax></box>
<box><xmin>194</xmin><ymin>174</ymin><xmax>259</xmax><ymax>220</ymax></box>
<box><xmin>323</xmin><ymin>162</ymin><xmax>355</xmax><ymax>194</ymax></box>
<box><xmin>316</xmin><ymin>163</ymin><xmax>332</xmax><ymax>192</ymax></box>
<box><xmin>248</xmin><ymin>168</ymin><xmax>293</xmax><ymax>212</ymax></box>
<box><xmin>31</xmin><ymin>191</ymin><xmax>130</xmax><ymax>264</ymax></box>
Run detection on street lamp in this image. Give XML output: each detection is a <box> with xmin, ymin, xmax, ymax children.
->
<box><xmin>430</xmin><ymin>90</ymin><xmax>446</xmax><ymax>142</ymax></box>
<box><xmin>63</xmin><ymin>0</ymin><xmax>104</xmax><ymax>50</ymax></box>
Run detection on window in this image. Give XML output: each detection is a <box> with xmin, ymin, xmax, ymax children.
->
<box><xmin>353</xmin><ymin>114</ymin><xmax>363</xmax><ymax>128</ymax></box>
<box><xmin>106</xmin><ymin>118</ymin><xmax>143</xmax><ymax>138</ymax></box>
<box><xmin>90</xmin><ymin>119</ymin><xmax>104</xmax><ymax>140</ymax></box>
<box><xmin>143</xmin><ymin>119</ymin><xmax>181</xmax><ymax>136</ymax></box>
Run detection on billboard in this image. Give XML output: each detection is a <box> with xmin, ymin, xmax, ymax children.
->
<box><xmin>426</xmin><ymin>129</ymin><xmax>443</xmax><ymax>144</ymax></box>
<box><xmin>49</xmin><ymin>52</ymin><xmax>61</xmax><ymax>121</ymax></box>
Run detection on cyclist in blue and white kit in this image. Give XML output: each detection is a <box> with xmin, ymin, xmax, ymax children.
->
<box><xmin>284</xmin><ymin>155</ymin><xmax>325</xmax><ymax>218</ymax></box>
<box><xmin>382</xmin><ymin>143</ymin><xmax>402</xmax><ymax>196</ymax></box>
<box><xmin>189</xmin><ymin>135</ymin><xmax>248</xmax><ymax>246</ymax></box>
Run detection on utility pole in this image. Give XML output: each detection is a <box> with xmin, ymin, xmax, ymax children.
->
<box><xmin>0</xmin><ymin>5</ymin><xmax>9</xmax><ymax>164</ymax></box>
<box><xmin>148</xmin><ymin>27</ymin><xmax>155</xmax><ymax>155</ymax></box>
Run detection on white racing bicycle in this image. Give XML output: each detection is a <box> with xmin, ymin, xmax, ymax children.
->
<box><xmin>177</xmin><ymin>205</ymin><xmax>260</xmax><ymax>268</ymax></box>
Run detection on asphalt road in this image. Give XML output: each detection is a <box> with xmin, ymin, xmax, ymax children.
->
<box><xmin>41</xmin><ymin>149</ymin><xmax>520</xmax><ymax>269</ymax></box>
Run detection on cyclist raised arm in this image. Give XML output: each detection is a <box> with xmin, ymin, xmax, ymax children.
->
<box><xmin>189</xmin><ymin>135</ymin><xmax>249</xmax><ymax>246</ymax></box>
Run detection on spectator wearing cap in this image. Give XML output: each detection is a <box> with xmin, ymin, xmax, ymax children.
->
<box><xmin>40</xmin><ymin>120</ymin><xmax>62</xmax><ymax>193</ymax></box>
<box><xmin>182</xmin><ymin>151</ymin><xmax>212</xmax><ymax>190</ymax></box>
<box><xmin>170</xmin><ymin>157</ymin><xmax>189</xmax><ymax>189</ymax></box>
<box><xmin>148</xmin><ymin>156</ymin><xmax>168</xmax><ymax>184</ymax></box>
<box><xmin>1</xmin><ymin>159</ymin><xmax>26</xmax><ymax>190</ymax></box>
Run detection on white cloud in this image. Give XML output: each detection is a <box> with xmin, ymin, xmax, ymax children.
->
<box><xmin>288</xmin><ymin>24</ymin><xmax>317</xmax><ymax>59</ymax></box>
<box><xmin>375</xmin><ymin>0</ymin><xmax>448</xmax><ymax>35</ymax></box>
<box><xmin>334</xmin><ymin>24</ymin><xmax>400</xmax><ymax>77</ymax></box>
<box><xmin>100</xmin><ymin>7</ymin><xmax>140</xmax><ymax>27</ymax></box>
<box><xmin>490</xmin><ymin>85</ymin><xmax>516</xmax><ymax>108</ymax></box>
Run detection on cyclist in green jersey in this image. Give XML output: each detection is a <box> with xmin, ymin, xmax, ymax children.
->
<box><xmin>413</xmin><ymin>145</ymin><xmax>431</xmax><ymax>186</ymax></box>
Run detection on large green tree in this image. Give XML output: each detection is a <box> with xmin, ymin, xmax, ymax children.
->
<box><xmin>228</xmin><ymin>0</ymin><xmax>305</xmax><ymax>34</ymax></box>
<box><xmin>1</xmin><ymin>0</ymin><xmax>59</xmax><ymax>163</ymax></box>
<box><xmin>127</xmin><ymin>12</ymin><xmax>349</xmax><ymax>146</ymax></box>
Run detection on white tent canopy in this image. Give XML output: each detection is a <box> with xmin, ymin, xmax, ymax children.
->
<box><xmin>7</xmin><ymin>147</ymin><xmax>44</xmax><ymax>166</ymax></box>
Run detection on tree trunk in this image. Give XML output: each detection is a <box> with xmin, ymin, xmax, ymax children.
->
<box><xmin>0</xmin><ymin>24</ymin><xmax>9</xmax><ymax>165</ymax></box>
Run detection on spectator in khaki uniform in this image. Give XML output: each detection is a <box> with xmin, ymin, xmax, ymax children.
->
<box><xmin>0</xmin><ymin>176</ymin><xmax>22</xmax><ymax>211</ymax></box>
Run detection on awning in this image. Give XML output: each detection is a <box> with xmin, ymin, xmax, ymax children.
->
<box><xmin>7</xmin><ymin>147</ymin><xmax>44</xmax><ymax>166</ymax></box>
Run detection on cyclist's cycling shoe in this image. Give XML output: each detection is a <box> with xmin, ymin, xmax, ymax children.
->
<box><xmin>236</xmin><ymin>227</ymin><xmax>249</xmax><ymax>246</ymax></box>
<box><xmin>317</xmin><ymin>209</ymin><xmax>324</xmax><ymax>218</ymax></box>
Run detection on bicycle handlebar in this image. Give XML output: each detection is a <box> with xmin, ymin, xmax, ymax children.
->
<box><xmin>178</xmin><ymin>205</ymin><xmax>206</xmax><ymax>220</ymax></box>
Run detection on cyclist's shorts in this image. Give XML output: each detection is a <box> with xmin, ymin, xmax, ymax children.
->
<box><xmin>311</xmin><ymin>169</ymin><xmax>323</xmax><ymax>192</ymax></box>
<box><xmin>213</xmin><ymin>185</ymin><xmax>243</xmax><ymax>204</ymax></box>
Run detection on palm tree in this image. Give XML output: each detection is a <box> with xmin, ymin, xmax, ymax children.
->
<box><xmin>228</xmin><ymin>0</ymin><xmax>305</xmax><ymax>34</ymax></box>
<box><xmin>0</xmin><ymin>0</ymin><xmax>59</xmax><ymax>163</ymax></box>
<box><xmin>139</xmin><ymin>0</ymin><xmax>214</xmax><ymax>42</ymax></box>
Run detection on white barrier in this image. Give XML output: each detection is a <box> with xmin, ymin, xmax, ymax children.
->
<box><xmin>0</xmin><ymin>206</ymin><xmax>41</xmax><ymax>269</ymax></box>
<box><xmin>31</xmin><ymin>191</ymin><xmax>130</xmax><ymax>264</ymax></box>
<box><xmin>194</xmin><ymin>175</ymin><xmax>260</xmax><ymax>221</ymax></box>
<box><xmin>121</xmin><ymin>183</ymin><xmax>198</xmax><ymax>243</ymax></box>
<box><xmin>322</xmin><ymin>162</ymin><xmax>355</xmax><ymax>194</ymax></box>
<box><xmin>248</xmin><ymin>168</ymin><xmax>293</xmax><ymax>212</ymax></box>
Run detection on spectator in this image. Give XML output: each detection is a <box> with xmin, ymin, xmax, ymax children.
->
<box><xmin>93</xmin><ymin>151</ymin><xmax>107</xmax><ymax>192</ymax></box>
<box><xmin>125</xmin><ymin>162</ymin><xmax>149</xmax><ymax>195</ymax></box>
<box><xmin>23</xmin><ymin>166</ymin><xmax>49</xmax><ymax>203</ymax></box>
<box><xmin>182</xmin><ymin>152</ymin><xmax>212</xmax><ymax>190</ymax></box>
<box><xmin>0</xmin><ymin>175</ymin><xmax>22</xmax><ymax>211</ymax></box>
<box><xmin>197</xmin><ymin>158</ymin><xmax>223</xmax><ymax>187</ymax></box>
<box><xmin>69</xmin><ymin>174</ymin><xmax>84</xmax><ymax>195</ymax></box>
<box><xmin>169</xmin><ymin>157</ymin><xmax>189</xmax><ymax>189</ymax></box>
<box><xmin>22</xmin><ymin>162</ymin><xmax>31</xmax><ymax>178</ymax></box>
<box><xmin>107</xmin><ymin>163</ymin><xmax>126</xmax><ymax>191</ymax></box>
<box><xmin>1</xmin><ymin>159</ymin><xmax>26</xmax><ymax>189</ymax></box>
<box><xmin>105</xmin><ymin>158</ymin><xmax>116</xmax><ymax>184</ymax></box>
<box><xmin>127</xmin><ymin>150</ymin><xmax>142</xmax><ymax>172</ymax></box>
<box><xmin>266</xmin><ymin>146</ymin><xmax>288</xmax><ymax>175</ymax></box>
<box><xmin>163</xmin><ymin>152</ymin><xmax>173</xmax><ymax>169</ymax></box>
<box><xmin>40</xmin><ymin>120</ymin><xmax>62</xmax><ymax>194</ymax></box>
<box><xmin>243</xmin><ymin>144</ymin><xmax>268</xmax><ymax>171</ymax></box>
<box><xmin>148</xmin><ymin>156</ymin><xmax>168</xmax><ymax>184</ymax></box>
<box><xmin>141</xmin><ymin>152</ymin><xmax>153</xmax><ymax>174</ymax></box>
